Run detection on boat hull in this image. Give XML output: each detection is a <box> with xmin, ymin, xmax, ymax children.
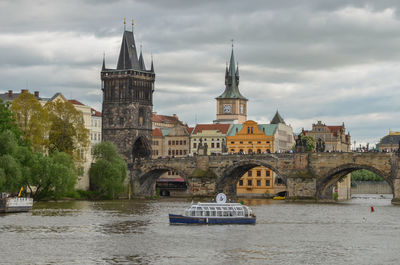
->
<box><xmin>0</xmin><ymin>197</ymin><xmax>33</xmax><ymax>213</ymax></box>
<box><xmin>169</xmin><ymin>214</ymin><xmax>256</xmax><ymax>224</ymax></box>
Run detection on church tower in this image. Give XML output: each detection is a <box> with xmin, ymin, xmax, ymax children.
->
<box><xmin>101</xmin><ymin>25</ymin><xmax>155</xmax><ymax>163</ymax></box>
<box><xmin>214</xmin><ymin>46</ymin><xmax>247</xmax><ymax>124</ymax></box>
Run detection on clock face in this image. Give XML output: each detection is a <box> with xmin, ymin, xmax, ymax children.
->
<box><xmin>223</xmin><ymin>104</ymin><xmax>232</xmax><ymax>113</ymax></box>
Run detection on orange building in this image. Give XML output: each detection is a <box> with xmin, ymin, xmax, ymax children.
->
<box><xmin>226</xmin><ymin>120</ymin><xmax>285</xmax><ymax>196</ymax></box>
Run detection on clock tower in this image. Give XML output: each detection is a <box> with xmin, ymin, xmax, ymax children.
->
<box><xmin>214</xmin><ymin>46</ymin><xmax>247</xmax><ymax>124</ymax></box>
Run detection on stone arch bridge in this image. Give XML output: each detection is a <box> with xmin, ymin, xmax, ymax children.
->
<box><xmin>130</xmin><ymin>153</ymin><xmax>400</xmax><ymax>204</ymax></box>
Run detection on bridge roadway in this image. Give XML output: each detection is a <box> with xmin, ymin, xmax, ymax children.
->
<box><xmin>130</xmin><ymin>152</ymin><xmax>400</xmax><ymax>204</ymax></box>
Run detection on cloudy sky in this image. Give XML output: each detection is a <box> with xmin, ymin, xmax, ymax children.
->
<box><xmin>1</xmin><ymin>0</ymin><xmax>400</xmax><ymax>146</ymax></box>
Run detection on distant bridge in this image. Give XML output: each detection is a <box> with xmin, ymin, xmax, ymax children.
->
<box><xmin>130</xmin><ymin>153</ymin><xmax>400</xmax><ymax>204</ymax></box>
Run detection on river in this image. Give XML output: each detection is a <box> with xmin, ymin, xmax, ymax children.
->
<box><xmin>0</xmin><ymin>195</ymin><xmax>399</xmax><ymax>264</ymax></box>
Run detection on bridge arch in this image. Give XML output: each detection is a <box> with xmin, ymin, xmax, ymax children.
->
<box><xmin>137</xmin><ymin>165</ymin><xmax>191</xmax><ymax>196</ymax></box>
<box><xmin>317</xmin><ymin>163</ymin><xmax>393</xmax><ymax>200</ymax></box>
<box><xmin>217</xmin><ymin>159</ymin><xmax>286</xmax><ymax>198</ymax></box>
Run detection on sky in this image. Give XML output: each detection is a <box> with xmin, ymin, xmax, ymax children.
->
<box><xmin>1</xmin><ymin>0</ymin><xmax>400</xmax><ymax>146</ymax></box>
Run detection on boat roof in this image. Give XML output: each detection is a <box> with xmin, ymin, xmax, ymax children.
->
<box><xmin>195</xmin><ymin>202</ymin><xmax>247</xmax><ymax>207</ymax></box>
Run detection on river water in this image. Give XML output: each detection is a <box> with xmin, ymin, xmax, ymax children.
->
<box><xmin>0</xmin><ymin>195</ymin><xmax>399</xmax><ymax>265</ymax></box>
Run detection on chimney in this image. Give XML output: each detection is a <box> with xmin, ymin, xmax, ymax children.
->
<box><xmin>21</xmin><ymin>89</ymin><xmax>28</xmax><ymax>94</ymax></box>
<box><xmin>8</xmin><ymin>90</ymin><xmax>12</xmax><ymax>98</ymax></box>
<box><xmin>34</xmin><ymin>91</ymin><xmax>39</xmax><ymax>98</ymax></box>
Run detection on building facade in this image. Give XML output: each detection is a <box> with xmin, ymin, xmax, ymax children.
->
<box><xmin>303</xmin><ymin>121</ymin><xmax>351</xmax><ymax>200</ymax></box>
<box><xmin>270</xmin><ymin>111</ymin><xmax>295</xmax><ymax>152</ymax></box>
<box><xmin>214</xmin><ymin>47</ymin><xmax>247</xmax><ymax>124</ymax></box>
<box><xmin>190</xmin><ymin>124</ymin><xmax>231</xmax><ymax>155</ymax></box>
<box><xmin>377</xmin><ymin>131</ymin><xmax>400</xmax><ymax>152</ymax></box>
<box><xmin>226</xmin><ymin>120</ymin><xmax>285</xmax><ymax>196</ymax></box>
<box><xmin>90</xmin><ymin>108</ymin><xmax>102</xmax><ymax>146</ymax></box>
<box><xmin>101</xmin><ymin>28</ymin><xmax>155</xmax><ymax>163</ymax></box>
<box><xmin>303</xmin><ymin>121</ymin><xmax>351</xmax><ymax>152</ymax></box>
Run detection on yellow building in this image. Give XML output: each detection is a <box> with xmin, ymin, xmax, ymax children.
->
<box><xmin>226</xmin><ymin>120</ymin><xmax>285</xmax><ymax>196</ymax></box>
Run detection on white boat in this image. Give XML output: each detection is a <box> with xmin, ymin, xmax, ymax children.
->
<box><xmin>0</xmin><ymin>193</ymin><xmax>33</xmax><ymax>213</ymax></box>
<box><xmin>169</xmin><ymin>193</ymin><xmax>256</xmax><ymax>224</ymax></box>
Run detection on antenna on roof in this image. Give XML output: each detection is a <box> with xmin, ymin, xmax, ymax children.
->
<box><xmin>131</xmin><ymin>18</ymin><xmax>134</xmax><ymax>32</ymax></box>
<box><xmin>123</xmin><ymin>17</ymin><xmax>126</xmax><ymax>31</ymax></box>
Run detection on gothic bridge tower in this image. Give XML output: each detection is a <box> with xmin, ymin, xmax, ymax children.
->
<box><xmin>101</xmin><ymin>26</ymin><xmax>155</xmax><ymax>163</ymax></box>
<box><xmin>214</xmin><ymin>46</ymin><xmax>248</xmax><ymax>124</ymax></box>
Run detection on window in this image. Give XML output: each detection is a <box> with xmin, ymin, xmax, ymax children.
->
<box><xmin>249</xmin><ymin>141</ymin><xmax>252</xmax><ymax>144</ymax></box>
<box><xmin>239</xmin><ymin>180</ymin><xmax>243</xmax><ymax>186</ymax></box>
<box><xmin>248</xmin><ymin>180</ymin><xmax>252</xmax><ymax>186</ymax></box>
<box><xmin>266</xmin><ymin>179</ymin><xmax>270</xmax><ymax>186</ymax></box>
<box><xmin>184</xmin><ymin>150</ymin><xmax>187</xmax><ymax>155</ymax></box>
<box><xmin>168</xmin><ymin>140</ymin><xmax>171</xmax><ymax>145</ymax></box>
<box><xmin>266</xmin><ymin>171</ymin><xmax>271</xmax><ymax>177</ymax></box>
<box><xmin>248</xmin><ymin>171</ymin><xmax>252</xmax><ymax>177</ymax></box>
<box><xmin>172</xmin><ymin>140</ymin><xmax>175</xmax><ymax>145</ymax></box>
<box><xmin>211</xmin><ymin>143</ymin><xmax>215</xmax><ymax>148</ymax></box>
<box><xmin>231</xmin><ymin>141</ymin><xmax>235</xmax><ymax>144</ymax></box>
<box><xmin>217</xmin><ymin>143</ymin><xmax>220</xmax><ymax>148</ymax></box>
<box><xmin>257</xmin><ymin>171</ymin><xmax>261</xmax><ymax>177</ymax></box>
<box><xmin>257</xmin><ymin>180</ymin><xmax>261</xmax><ymax>186</ymax></box>
<box><xmin>119</xmin><ymin>117</ymin><xmax>124</xmax><ymax>126</ymax></box>
<box><xmin>180</xmin><ymin>140</ymin><xmax>183</xmax><ymax>145</ymax></box>
<box><xmin>184</xmin><ymin>140</ymin><xmax>186</xmax><ymax>145</ymax></box>
<box><xmin>257</xmin><ymin>149</ymin><xmax>261</xmax><ymax>154</ymax></box>
<box><xmin>193</xmin><ymin>143</ymin><xmax>197</xmax><ymax>148</ymax></box>
<box><xmin>168</xmin><ymin>150</ymin><xmax>171</xmax><ymax>155</ymax></box>
<box><xmin>240</xmin><ymin>141</ymin><xmax>243</xmax><ymax>144</ymax></box>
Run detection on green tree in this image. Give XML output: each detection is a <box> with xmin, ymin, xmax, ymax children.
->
<box><xmin>27</xmin><ymin>151</ymin><xmax>77</xmax><ymax>200</ymax></box>
<box><xmin>89</xmin><ymin>141</ymin><xmax>127</xmax><ymax>199</ymax></box>
<box><xmin>11</xmin><ymin>92</ymin><xmax>49</xmax><ymax>152</ymax></box>
<box><xmin>351</xmin><ymin>169</ymin><xmax>384</xmax><ymax>181</ymax></box>
<box><xmin>0</xmin><ymin>131</ymin><xmax>22</xmax><ymax>193</ymax></box>
<box><xmin>45</xmin><ymin>100</ymin><xmax>89</xmax><ymax>160</ymax></box>
<box><xmin>301</xmin><ymin>135</ymin><xmax>316</xmax><ymax>152</ymax></box>
<box><xmin>0</xmin><ymin>99</ymin><xmax>21</xmax><ymax>139</ymax></box>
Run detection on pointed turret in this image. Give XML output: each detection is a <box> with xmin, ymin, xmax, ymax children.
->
<box><xmin>150</xmin><ymin>56</ymin><xmax>154</xmax><ymax>72</ymax></box>
<box><xmin>217</xmin><ymin>46</ymin><xmax>247</xmax><ymax>100</ymax></box>
<box><xmin>271</xmin><ymin>110</ymin><xmax>286</xmax><ymax>124</ymax></box>
<box><xmin>102</xmin><ymin>53</ymin><xmax>106</xmax><ymax>71</ymax></box>
<box><xmin>139</xmin><ymin>49</ymin><xmax>146</xmax><ymax>70</ymax></box>
<box><xmin>117</xmin><ymin>30</ymin><xmax>140</xmax><ymax>70</ymax></box>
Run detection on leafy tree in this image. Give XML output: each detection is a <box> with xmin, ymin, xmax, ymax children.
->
<box><xmin>0</xmin><ymin>131</ymin><xmax>22</xmax><ymax>193</ymax></box>
<box><xmin>301</xmin><ymin>135</ymin><xmax>316</xmax><ymax>152</ymax></box>
<box><xmin>27</xmin><ymin>151</ymin><xmax>77</xmax><ymax>200</ymax></box>
<box><xmin>351</xmin><ymin>169</ymin><xmax>384</xmax><ymax>181</ymax></box>
<box><xmin>0</xmin><ymin>99</ymin><xmax>21</xmax><ymax>139</ymax></box>
<box><xmin>45</xmin><ymin>100</ymin><xmax>89</xmax><ymax>160</ymax></box>
<box><xmin>11</xmin><ymin>92</ymin><xmax>49</xmax><ymax>152</ymax></box>
<box><xmin>90</xmin><ymin>141</ymin><xmax>127</xmax><ymax>199</ymax></box>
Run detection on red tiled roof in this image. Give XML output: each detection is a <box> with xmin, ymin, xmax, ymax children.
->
<box><xmin>327</xmin><ymin>126</ymin><xmax>343</xmax><ymax>136</ymax></box>
<box><xmin>152</xmin><ymin>128</ymin><xmax>163</xmax><ymax>137</ymax></box>
<box><xmin>91</xmin><ymin>108</ymin><xmax>102</xmax><ymax>117</ymax></box>
<box><xmin>187</xmin><ymin>127</ymin><xmax>194</xmax><ymax>134</ymax></box>
<box><xmin>193</xmin><ymin>124</ymin><xmax>231</xmax><ymax>134</ymax></box>
<box><xmin>152</xmin><ymin>113</ymin><xmax>183</xmax><ymax>125</ymax></box>
<box><xmin>69</xmin><ymin>99</ymin><xmax>85</xmax><ymax>106</ymax></box>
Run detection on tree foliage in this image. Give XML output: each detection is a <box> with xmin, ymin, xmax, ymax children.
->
<box><xmin>301</xmin><ymin>135</ymin><xmax>316</xmax><ymax>152</ymax></box>
<box><xmin>89</xmin><ymin>142</ymin><xmax>127</xmax><ymax>199</ymax></box>
<box><xmin>45</xmin><ymin>100</ymin><xmax>89</xmax><ymax>160</ymax></box>
<box><xmin>0</xmin><ymin>130</ymin><xmax>77</xmax><ymax>200</ymax></box>
<box><xmin>11</xmin><ymin>92</ymin><xmax>49</xmax><ymax>152</ymax></box>
<box><xmin>0</xmin><ymin>99</ymin><xmax>21</xmax><ymax>139</ymax></box>
<box><xmin>351</xmin><ymin>169</ymin><xmax>384</xmax><ymax>181</ymax></box>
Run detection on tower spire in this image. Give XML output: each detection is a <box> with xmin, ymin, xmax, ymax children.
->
<box><xmin>138</xmin><ymin>44</ymin><xmax>146</xmax><ymax>70</ymax></box>
<box><xmin>150</xmin><ymin>54</ymin><xmax>154</xmax><ymax>72</ymax></box>
<box><xmin>102</xmin><ymin>52</ymin><xmax>106</xmax><ymax>71</ymax></box>
<box><xmin>123</xmin><ymin>17</ymin><xmax>126</xmax><ymax>31</ymax></box>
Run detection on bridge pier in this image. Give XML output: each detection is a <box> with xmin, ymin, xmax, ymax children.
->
<box><xmin>392</xmin><ymin>178</ymin><xmax>400</xmax><ymax>205</ymax></box>
<box><xmin>286</xmin><ymin>175</ymin><xmax>317</xmax><ymax>202</ymax></box>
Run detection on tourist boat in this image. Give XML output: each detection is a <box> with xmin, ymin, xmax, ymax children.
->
<box><xmin>169</xmin><ymin>193</ymin><xmax>256</xmax><ymax>224</ymax></box>
<box><xmin>0</xmin><ymin>192</ymin><xmax>33</xmax><ymax>213</ymax></box>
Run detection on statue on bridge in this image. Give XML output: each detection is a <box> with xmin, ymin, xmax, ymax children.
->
<box><xmin>316</xmin><ymin>138</ymin><xmax>325</xmax><ymax>152</ymax></box>
<box><xmin>295</xmin><ymin>134</ymin><xmax>307</xmax><ymax>153</ymax></box>
<box><xmin>197</xmin><ymin>137</ymin><xmax>208</xmax><ymax>156</ymax></box>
